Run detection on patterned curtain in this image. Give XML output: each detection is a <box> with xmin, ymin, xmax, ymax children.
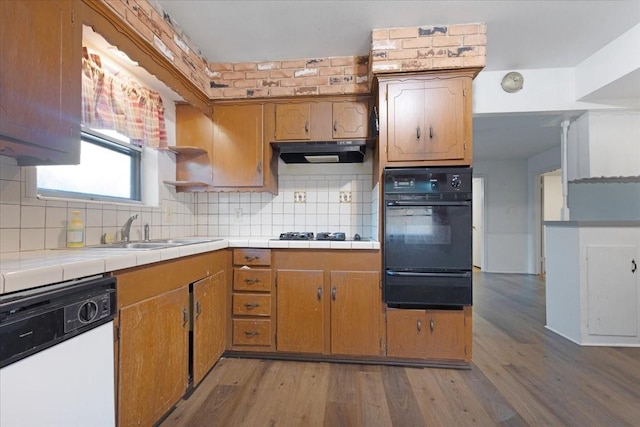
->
<box><xmin>81</xmin><ymin>48</ymin><xmax>167</xmax><ymax>148</ymax></box>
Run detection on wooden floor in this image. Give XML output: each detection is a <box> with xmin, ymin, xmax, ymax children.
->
<box><xmin>160</xmin><ymin>272</ymin><xmax>640</xmax><ymax>426</ymax></box>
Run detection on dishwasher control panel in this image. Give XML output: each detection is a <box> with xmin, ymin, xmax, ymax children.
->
<box><xmin>64</xmin><ymin>291</ymin><xmax>115</xmax><ymax>333</ymax></box>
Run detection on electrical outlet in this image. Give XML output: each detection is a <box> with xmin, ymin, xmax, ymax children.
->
<box><xmin>234</xmin><ymin>208</ymin><xmax>243</xmax><ymax>222</ymax></box>
<box><xmin>339</xmin><ymin>191</ymin><xmax>352</xmax><ymax>203</ymax></box>
<box><xmin>294</xmin><ymin>191</ymin><xmax>306</xmax><ymax>203</ymax></box>
<box><xmin>164</xmin><ymin>205</ymin><xmax>173</xmax><ymax>223</ymax></box>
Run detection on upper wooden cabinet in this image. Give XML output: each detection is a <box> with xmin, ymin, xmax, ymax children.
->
<box><xmin>377</xmin><ymin>71</ymin><xmax>474</xmax><ymax>167</ymax></box>
<box><xmin>0</xmin><ymin>0</ymin><xmax>81</xmax><ymax>165</ymax></box>
<box><xmin>213</xmin><ymin>104</ymin><xmax>264</xmax><ymax>188</ymax></box>
<box><xmin>272</xmin><ymin>100</ymin><xmax>369</xmax><ymax>141</ymax></box>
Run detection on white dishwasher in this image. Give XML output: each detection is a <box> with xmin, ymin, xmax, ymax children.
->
<box><xmin>0</xmin><ymin>275</ymin><xmax>117</xmax><ymax>427</ymax></box>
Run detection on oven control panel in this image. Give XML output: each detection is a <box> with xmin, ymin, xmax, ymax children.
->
<box><xmin>384</xmin><ymin>167</ymin><xmax>472</xmax><ymax>195</ymax></box>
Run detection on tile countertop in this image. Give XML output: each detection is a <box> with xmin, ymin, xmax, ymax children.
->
<box><xmin>0</xmin><ymin>238</ymin><xmax>380</xmax><ymax>295</ymax></box>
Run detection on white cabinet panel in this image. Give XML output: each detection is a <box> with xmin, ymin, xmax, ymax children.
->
<box><xmin>587</xmin><ymin>245</ymin><xmax>638</xmax><ymax>336</ymax></box>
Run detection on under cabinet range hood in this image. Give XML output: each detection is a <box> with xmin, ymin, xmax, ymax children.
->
<box><xmin>271</xmin><ymin>141</ymin><xmax>366</xmax><ymax>164</ymax></box>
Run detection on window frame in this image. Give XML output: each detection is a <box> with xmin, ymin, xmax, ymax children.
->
<box><xmin>36</xmin><ymin>128</ymin><xmax>143</xmax><ymax>204</ymax></box>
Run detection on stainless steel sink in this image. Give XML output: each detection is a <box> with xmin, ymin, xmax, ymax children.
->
<box><xmin>85</xmin><ymin>237</ymin><xmax>223</xmax><ymax>250</ymax></box>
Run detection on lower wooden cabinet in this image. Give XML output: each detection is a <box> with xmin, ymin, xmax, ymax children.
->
<box><xmin>386</xmin><ymin>307</ymin><xmax>471</xmax><ymax>361</ymax></box>
<box><xmin>118</xmin><ymin>286</ymin><xmax>189</xmax><ymax>427</ymax></box>
<box><xmin>276</xmin><ymin>268</ymin><xmax>383</xmax><ymax>356</ymax></box>
<box><xmin>115</xmin><ymin>251</ymin><xmax>229</xmax><ymax>426</ymax></box>
<box><xmin>192</xmin><ymin>269</ymin><xmax>227</xmax><ymax>386</ymax></box>
<box><xmin>276</xmin><ymin>270</ymin><xmax>325</xmax><ymax>353</ymax></box>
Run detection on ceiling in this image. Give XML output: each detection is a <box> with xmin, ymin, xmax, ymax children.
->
<box><xmin>155</xmin><ymin>0</ymin><xmax>640</xmax><ymax>162</ymax></box>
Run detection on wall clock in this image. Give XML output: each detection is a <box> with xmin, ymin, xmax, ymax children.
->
<box><xmin>501</xmin><ymin>71</ymin><xmax>524</xmax><ymax>93</ymax></box>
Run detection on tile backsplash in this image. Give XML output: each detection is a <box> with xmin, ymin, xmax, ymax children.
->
<box><xmin>0</xmin><ymin>154</ymin><xmax>378</xmax><ymax>254</ymax></box>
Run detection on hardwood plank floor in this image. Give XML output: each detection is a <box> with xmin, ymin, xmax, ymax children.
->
<box><xmin>160</xmin><ymin>272</ymin><xmax>640</xmax><ymax>426</ymax></box>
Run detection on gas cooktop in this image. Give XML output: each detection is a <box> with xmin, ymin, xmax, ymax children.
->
<box><xmin>278</xmin><ymin>232</ymin><xmax>362</xmax><ymax>241</ymax></box>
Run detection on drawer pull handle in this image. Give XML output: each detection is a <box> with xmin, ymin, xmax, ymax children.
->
<box><xmin>317</xmin><ymin>286</ymin><xmax>322</xmax><ymax>300</ymax></box>
<box><xmin>244</xmin><ymin>255</ymin><xmax>259</xmax><ymax>262</ymax></box>
<box><xmin>244</xmin><ymin>278</ymin><xmax>260</xmax><ymax>285</ymax></box>
<box><xmin>416</xmin><ymin>126</ymin><xmax>421</xmax><ymax>140</ymax></box>
<box><xmin>632</xmin><ymin>259</ymin><xmax>637</xmax><ymax>273</ymax></box>
<box><xmin>417</xmin><ymin>319</ymin><xmax>422</xmax><ymax>332</ymax></box>
<box><xmin>331</xmin><ymin>286</ymin><xmax>337</xmax><ymax>301</ymax></box>
<box><xmin>244</xmin><ymin>330</ymin><xmax>260</xmax><ymax>337</ymax></box>
<box><xmin>195</xmin><ymin>301</ymin><xmax>202</xmax><ymax>319</ymax></box>
<box><xmin>244</xmin><ymin>303</ymin><xmax>260</xmax><ymax>310</ymax></box>
<box><xmin>429</xmin><ymin>125</ymin><xmax>434</xmax><ymax>139</ymax></box>
<box><xmin>430</xmin><ymin>318</ymin><xmax>435</xmax><ymax>332</ymax></box>
<box><xmin>333</xmin><ymin>120</ymin><xmax>338</xmax><ymax>133</ymax></box>
<box><xmin>305</xmin><ymin>121</ymin><xmax>309</xmax><ymax>133</ymax></box>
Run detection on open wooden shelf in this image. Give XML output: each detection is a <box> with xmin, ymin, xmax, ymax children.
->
<box><xmin>166</xmin><ymin>145</ymin><xmax>208</xmax><ymax>156</ymax></box>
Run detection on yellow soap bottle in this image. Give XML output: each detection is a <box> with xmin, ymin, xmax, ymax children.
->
<box><xmin>67</xmin><ymin>210</ymin><xmax>85</xmax><ymax>248</ymax></box>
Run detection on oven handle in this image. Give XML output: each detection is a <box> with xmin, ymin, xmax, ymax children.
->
<box><xmin>386</xmin><ymin>201</ymin><xmax>471</xmax><ymax>207</ymax></box>
<box><xmin>385</xmin><ymin>271</ymin><xmax>471</xmax><ymax>278</ymax></box>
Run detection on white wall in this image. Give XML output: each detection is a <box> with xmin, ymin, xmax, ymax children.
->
<box><xmin>473</xmin><ymin>159</ymin><xmax>530</xmax><ymax>273</ymax></box>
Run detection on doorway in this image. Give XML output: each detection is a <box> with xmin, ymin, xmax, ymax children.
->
<box><xmin>472</xmin><ymin>176</ymin><xmax>485</xmax><ymax>270</ymax></box>
<box><xmin>538</xmin><ymin>169</ymin><xmax>562</xmax><ymax>274</ymax></box>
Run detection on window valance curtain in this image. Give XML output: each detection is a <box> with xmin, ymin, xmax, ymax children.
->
<box><xmin>81</xmin><ymin>48</ymin><xmax>167</xmax><ymax>148</ymax></box>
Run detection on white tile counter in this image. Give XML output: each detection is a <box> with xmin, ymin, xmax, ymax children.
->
<box><xmin>0</xmin><ymin>238</ymin><xmax>379</xmax><ymax>294</ymax></box>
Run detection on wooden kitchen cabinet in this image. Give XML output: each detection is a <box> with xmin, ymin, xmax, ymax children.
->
<box><xmin>275</xmin><ymin>103</ymin><xmax>312</xmax><ymax>140</ymax></box>
<box><xmin>330</xmin><ymin>271</ymin><xmax>382</xmax><ymax>356</ymax></box>
<box><xmin>386</xmin><ymin>307</ymin><xmax>471</xmax><ymax>361</ymax></box>
<box><xmin>192</xmin><ymin>268</ymin><xmax>227</xmax><ymax>386</ymax></box>
<box><xmin>276</xmin><ymin>270</ymin><xmax>325</xmax><ymax>353</ymax></box>
<box><xmin>377</xmin><ymin>71</ymin><xmax>475</xmax><ymax>167</ymax></box>
<box><xmin>115</xmin><ymin>251</ymin><xmax>230</xmax><ymax>426</ymax></box>
<box><xmin>231</xmin><ymin>249</ymin><xmax>275</xmax><ymax>350</ymax></box>
<box><xmin>272</xmin><ymin>99</ymin><xmax>369</xmax><ymax>141</ymax></box>
<box><xmin>0</xmin><ymin>0</ymin><xmax>81</xmax><ymax>165</ymax></box>
<box><xmin>118</xmin><ymin>286</ymin><xmax>189</xmax><ymax>427</ymax></box>
<box><xmin>212</xmin><ymin>104</ymin><xmax>265</xmax><ymax>188</ymax></box>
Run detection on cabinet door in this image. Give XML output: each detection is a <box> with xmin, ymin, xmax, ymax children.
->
<box><xmin>330</xmin><ymin>271</ymin><xmax>382</xmax><ymax>356</ymax></box>
<box><xmin>422</xmin><ymin>78</ymin><xmax>466</xmax><ymax>161</ymax></box>
<box><xmin>276</xmin><ymin>270</ymin><xmax>325</xmax><ymax>353</ymax></box>
<box><xmin>587</xmin><ymin>245</ymin><xmax>638</xmax><ymax>337</ymax></box>
<box><xmin>212</xmin><ymin>104</ymin><xmax>264</xmax><ymax>187</ymax></box>
<box><xmin>386</xmin><ymin>82</ymin><xmax>427</xmax><ymax>161</ymax></box>
<box><xmin>386</xmin><ymin>78</ymin><xmax>467</xmax><ymax>162</ymax></box>
<box><xmin>118</xmin><ymin>287</ymin><xmax>189</xmax><ymax>427</ymax></box>
<box><xmin>0</xmin><ymin>0</ymin><xmax>81</xmax><ymax>165</ymax></box>
<box><xmin>387</xmin><ymin>309</ymin><xmax>428</xmax><ymax>358</ymax></box>
<box><xmin>274</xmin><ymin>103</ymin><xmax>311</xmax><ymax>140</ymax></box>
<box><xmin>423</xmin><ymin>309</ymin><xmax>467</xmax><ymax>360</ymax></box>
<box><xmin>332</xmin><ymin>101</ymin><xmax>368</xmax><ymax>139</ymax></box>
<box><xmin>193</xmin><ymin>270</ymin><xmax>226</xmax><ymax>386</ymax></box>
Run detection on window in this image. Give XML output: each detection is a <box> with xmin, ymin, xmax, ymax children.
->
<box><xmin>37</xmin><ymin>129</ymin><xmax>142</xmax><ymax>203</ymax></box>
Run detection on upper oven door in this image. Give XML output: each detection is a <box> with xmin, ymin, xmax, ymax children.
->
<box><xmin>384</xmin><ymin>200</ymin><xmax>472</xmax><ymax>271</ymax></box>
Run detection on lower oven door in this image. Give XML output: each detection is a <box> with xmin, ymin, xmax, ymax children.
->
<box><xmin>384</xmin><ymin>270</ymin><xmax>472</xmax><ymax>307</ymax></box>
<box><xmin>384</xmin><ymin>201</ymin><xmax>471</xmax><ymax>271</ymax></box>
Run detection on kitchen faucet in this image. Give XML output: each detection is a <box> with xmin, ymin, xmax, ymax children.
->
<box><xmin>121</xmin><ymin>214</ymin><xmax>138</xmax><ymax>242</ymax></box>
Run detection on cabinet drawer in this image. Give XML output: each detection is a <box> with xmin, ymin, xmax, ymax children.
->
<box><xmin>233</xmin><ymin>249</ymin><xmax>271</xmax><ymax>266</ymax></box>
<box><xmin>233</xmin><ymin>293</ymin><xmax>272</xmax><ymax>316</ymax></box>
<box><xmin>233</xmin><ymin>268</ymin><xmax>271</xmax><ymax>292</ymax></box>
<box><xmin>232</xmin><ymin>319</ymin><xmax>272</xmax><ymax>346</ymax></box>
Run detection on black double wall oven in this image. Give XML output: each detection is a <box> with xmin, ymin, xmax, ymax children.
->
<box><xmin>383</xmin><ymin>167</ymin><xmax>472</xmax><ymax>308</ymax></box>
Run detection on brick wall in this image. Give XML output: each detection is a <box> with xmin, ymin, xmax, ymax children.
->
<box><xmin>101</xmin><ymin>1</ymin><xmax>485</xmax><ymax>99</ymax></box>
<box><xmin>370</xmin><ymin>23</ymin><xmax>487</xmax><ymax>74</ymax></box>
